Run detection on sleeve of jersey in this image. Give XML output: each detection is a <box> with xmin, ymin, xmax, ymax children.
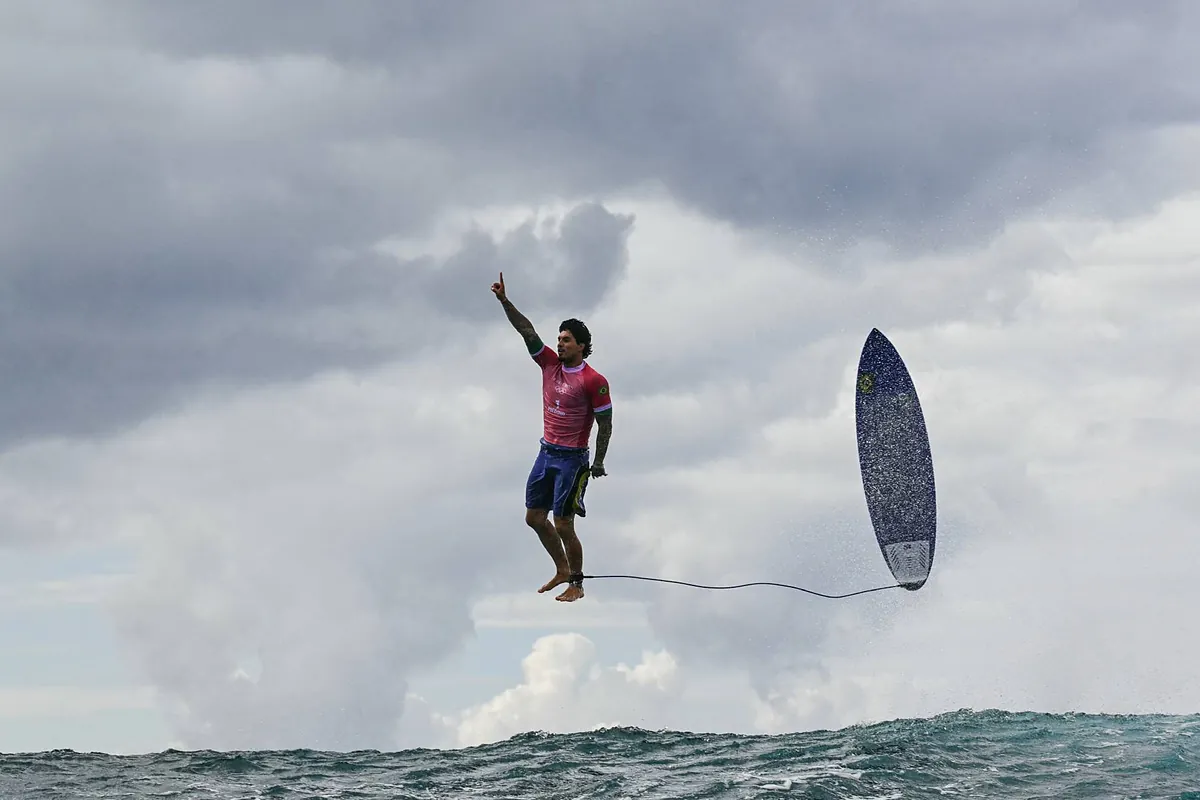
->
<box><xmin>590</xmin><ymin>374</ymin><xmax>612</xmax><ymax>413</ymax></box>
<box><xmin>532</xmin><ymin>344</ymin><xmax>556</xmax><ymax>368</ymax></box>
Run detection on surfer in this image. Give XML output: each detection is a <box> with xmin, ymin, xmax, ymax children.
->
<box><xmin>492</xmin><ymin>272</ymin><xmax>612</xmax><ymax>602</ymax></box>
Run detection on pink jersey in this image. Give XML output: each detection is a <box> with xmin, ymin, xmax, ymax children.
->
<box><xmin>532</xmin><ymin>344</ymin><xmax>611</xmax><ymax>449</ymax></box>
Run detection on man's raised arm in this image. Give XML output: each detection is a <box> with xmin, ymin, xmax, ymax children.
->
<box><xmin>491</xmin><ymin>272</ymin><xmax>543</xmax><ymax>355</ymax></box>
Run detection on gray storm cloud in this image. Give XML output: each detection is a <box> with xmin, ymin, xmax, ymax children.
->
<box><xmin>5</xmin><ymin>1</ymin><xmax>1197</xmax><ymax>448</ymax></box>
<box><xmin>3</xmin><ymin>0</ymin><xmax>1200</xmax><ymax>751</ymax></box>
<box><xmin>102</xmin><ymin>1</ymin><xmax>1200</xmax><ymax>244</ymax></box>
<box><xmin>422</xmin><ymin>202</ymin><xmax>634</xmax><ymax>319</ymax></box>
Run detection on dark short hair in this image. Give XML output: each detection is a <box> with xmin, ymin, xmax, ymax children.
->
<box><xmin>559</xmin><ymin>318</ymin><xmax>592</xmax><ymax>358</ymax></box>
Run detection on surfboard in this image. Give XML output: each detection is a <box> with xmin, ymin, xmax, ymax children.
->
<box><xmin>855</xmin><ymin>328</ymin><xmax>937</xmax><ymax>590</ymax></box>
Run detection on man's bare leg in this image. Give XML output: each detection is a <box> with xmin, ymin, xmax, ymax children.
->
<box><xmin>526</xmin><ymin>508</ymin><xmax>570</xmax><ymax>592</ymax></box>
<box><xmin>553</xmin><ymin>514</ymin><xmax>585</xmax><ymax>602</ymax></box>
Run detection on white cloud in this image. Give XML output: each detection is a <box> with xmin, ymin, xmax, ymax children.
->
<box><xmin>443</xmin><ymin>633</ymin><xmax>701</xmax><ymax>747</ymax></box>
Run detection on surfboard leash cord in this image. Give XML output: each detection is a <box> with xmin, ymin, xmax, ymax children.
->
<box><xmin>578</xmin><ymin>573</ymin><xmax>904</xmax><ymax>599</ymax></box>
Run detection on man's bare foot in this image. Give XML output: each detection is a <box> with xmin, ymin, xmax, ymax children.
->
<box><xmin>538</xmin><ymin>572</ymin><xmax>570</xmax><ymax>593</ymax></box>
<box><xmin>555</xmin><ymin>583</ymin><xmax>584</xmax><ymax>602</ymax></box>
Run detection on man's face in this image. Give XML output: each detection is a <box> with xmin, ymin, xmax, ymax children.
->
<box><xmin>557</xmin><ymin>329</ymin><xmax>583</xmax><ymax>363</ymax></box>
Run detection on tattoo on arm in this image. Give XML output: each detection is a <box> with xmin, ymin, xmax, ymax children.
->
<box><xmin>501</xmin><ymin>299</ymin><xmax>542</xmax><ymax>353</ymax></box>
<box><xmin>594</xmin><ymin>414</ymin><xmax>612</xmax><ymax>463</ymax></box>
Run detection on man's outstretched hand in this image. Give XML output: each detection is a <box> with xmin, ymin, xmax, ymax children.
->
<box><xmin>590</xmin><ymin>461</ymin><xmax>607</xmax><ymax>478</ymax></box>
<box><xmin>491</xmin><ymin>272</ymin><xmax>507</xmax><ymax>303</ymax></box>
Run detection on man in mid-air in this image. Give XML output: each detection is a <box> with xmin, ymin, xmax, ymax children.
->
<box><xmin>492</xmin><ymin>272</ymin><xmax>612</xmax><ymax>603</ymax></box>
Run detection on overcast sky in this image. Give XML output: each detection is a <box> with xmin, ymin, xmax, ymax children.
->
<box><xmin>3</xmin><ymin>0</ymin><xmax>1200</xmax><ymax>754</ymax></box>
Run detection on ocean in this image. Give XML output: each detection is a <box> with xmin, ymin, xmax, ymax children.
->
<box><xmin>2</xmin><ymin>709</ymin><xmax>1197</xmax><ymax>799</ymax></box>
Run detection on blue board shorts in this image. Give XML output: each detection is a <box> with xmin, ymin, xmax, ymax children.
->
<box><xmin>525</xmin><ymin>439</ymin><xmax>591</xmax><ymax>518</ymax></box>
